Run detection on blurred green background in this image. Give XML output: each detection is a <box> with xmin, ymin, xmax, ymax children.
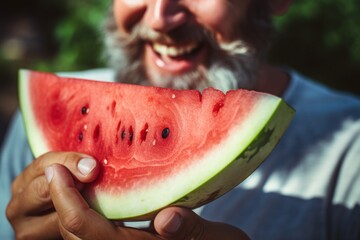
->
<box><xmin>1</xmin><ymin>0</ymin><xmax>360</xmax><ymax>143</ymax></box>
<box><xmin>270</xmin><ymin>0</ymin><xmax>360</xmax><ymax>95</ymax></box>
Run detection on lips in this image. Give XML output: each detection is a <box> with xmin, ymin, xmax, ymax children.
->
<box><xmin>145</xmin><ymin>41</ymin><xmax>207</xmax><ymax>75</ymax></box>
<box><xmin>153</xmin><ymin>42</ymin><xmax>199</xmax><ymax>57</ymax></box>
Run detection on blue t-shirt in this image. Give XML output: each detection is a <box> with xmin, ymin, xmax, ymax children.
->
<box><xmin>201</xmin><ymin>70</ymin><xmax>360</xmax><ymax>239</ymax></box>
<box><xmin>1</xmin><ymin>69</ymin><xmax>360</xmax><ymax>239</ymax></box>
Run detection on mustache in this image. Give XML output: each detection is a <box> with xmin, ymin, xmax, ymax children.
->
<box><xmin>104</xmin><ymin>11</ymin><xmax>262</xmax><ymax>90</ymax></box>
<box><xmin>119</xmin><ymin>22</ymin><xmax>255</xmax><ymax>60</ymax></box>
<box><xmin>122</xmin><ymin>23</ymin><xmax>211</xmax><ymax>46</ymax></box>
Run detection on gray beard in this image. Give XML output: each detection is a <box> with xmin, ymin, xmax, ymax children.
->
<box><xmin>103</xmin><ymin>1</ymin><xmax>273</xmax><ymax>92</ymax></box>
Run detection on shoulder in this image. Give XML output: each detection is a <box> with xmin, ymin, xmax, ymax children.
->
<box><xmin>284</xmin><ymin>70</ymin><xmax>360</xmax><ymax>114</ymax></box>
<box><xmin>283</xmin><ymin>70</ymin><xmax>360</xmax><ymax>139</ymax></box>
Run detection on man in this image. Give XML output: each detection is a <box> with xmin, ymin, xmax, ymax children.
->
<box><xmin>1</xmin><ymin>0</ymin><xmax>360</xmax><ymax>239</ymax></box>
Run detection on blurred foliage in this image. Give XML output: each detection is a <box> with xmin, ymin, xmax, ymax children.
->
<box><xmin>1</xmin><ymin>0</ymin><xmax>359</xmax><ymax>95</ymax></box>
<box><xmin>34</xmin><ymin>0</ymin><xmax>110</xmax><ymax>72</ymax></box>
<box><xmin>270</xmin><ymin>0</ymin><xmax>360</xmax><ymax>95</ymax></box>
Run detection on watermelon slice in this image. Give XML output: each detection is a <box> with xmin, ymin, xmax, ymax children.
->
<box><xmin>19</xmin><ymin>69</ymin><xmax>294</xmax><ymax>220</ymax></box>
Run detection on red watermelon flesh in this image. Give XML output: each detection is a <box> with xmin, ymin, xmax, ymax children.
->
<box><xmin>19</xmin><ymin>69</ymin><xmax>295</xmax><ymax>220</ymax></box>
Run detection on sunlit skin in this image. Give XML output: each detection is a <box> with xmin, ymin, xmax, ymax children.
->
<box><xmin>115</xmin><ymin>0</ymin><xmax>250</xmax><ymax>41</ymax></box>
<box><xmin>113</xmin><ymin>0</ymin><xmax>290</xmax><ymax>95</ymax></box>
<box><xmin>6</xmin><ymin>0</ymin><xmax>293</xmax><ymax>239</ymax></box>
<box><xmin>114</xmin><ymin>0</ymin><xmax>251</xmax><ymax>79</ymax></box>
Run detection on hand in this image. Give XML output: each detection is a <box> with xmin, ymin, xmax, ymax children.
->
<box><xmin>45</xmin><ymin>163</ymin><xmax>250</xmax><ymax>240</ymax></box>
<box><xmin>6</xmin><ymin>152</ymin><xmax>100</xmax><ymax>239</ymax></box>
<box><xmin>154</xmin><ymin>207</ymin><xmax>250</xmax><ymax>240</ymax></box>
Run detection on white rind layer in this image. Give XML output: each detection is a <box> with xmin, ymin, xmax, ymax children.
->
<box><xmin>19</xmin><ymin>69</ymin><xmax>294</xmax><ymax>220</ymax></box>
<box><xmin>19</xmin><ymin>70</ymin><xmax>51</xmax><ymax>157</ymax></box>
<box><xmin>90</xmin><ymin>96</ymin><xmax>291</xmax><ymax>220</ymax></box>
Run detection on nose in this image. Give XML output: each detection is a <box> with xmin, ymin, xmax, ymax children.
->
<box><xmin>144</xmin><ymin>0</ymin><xmax>187</xmax><ymax>32</ymax></box>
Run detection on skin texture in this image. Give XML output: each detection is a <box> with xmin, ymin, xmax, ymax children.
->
<box><xmin>108</xmin><ymin>0</ymin><xmax>260</xmax><ymax>91</ymax></box>
<box><xmin>7</xmin><ymin>0</ymin><xmax>292</xmax><ymax>239</ymax></box>
<box><xmin>114</xmin><ymin>0</ymin><xmax>250</xmax><ymax>42</ymax></box>
<box><xmin>7</xmin><ymin>152</ymin><xmax>249</xmax><ymax>239</ymax></box>
<box><xmin>6</xmin><ymin>152</ymin><xmax>100</xmax><ymax>239</ymax></box>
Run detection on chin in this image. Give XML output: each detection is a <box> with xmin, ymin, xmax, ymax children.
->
<box><xmin>103</xmin><ymin>8</ymin><xmax>267</xmax><ymax>92</ymax></box>
<box><xmin>146</xmin><ymin>52</ymin><xmax>260</xmax><ymax>92</ymax></box>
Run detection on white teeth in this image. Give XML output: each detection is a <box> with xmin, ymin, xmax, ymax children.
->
<box><xmin>153</xmin><ymin>43</ymin><xmax>199</xmax><ymax>57</ymax></box>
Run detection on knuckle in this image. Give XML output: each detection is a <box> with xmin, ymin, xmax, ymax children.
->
<box><xmin>35</xmin><ymin>151</ymin><xmax>81</xmax><ymax>173</ymax></box>
<box><xmin>32</xmin><ymin>154</ymin><xmax>47</xmax><ymax>172</ymax></box>
<box><xmin>10</xmin><ymin>176</ymin><xmax>22</xmax><ymax>195</ymax></box>
<box><xmin>6</xmin><ymin>211</ymin><xmax>35</xmax><ymax>239</ymax></box>
<box><xmin>15</xmin><ymin>229</ymin><xmax>38</xmax><ymax>240</ymax></box>
<box><xmin>15</xmin><ymin>232</ymin><xmax>30</xmax><ymax>240</ymax></box>
<box><xmin>33</xmin><ymin>177</ymin><xmax>50</xmax><ymax>201</ymax></box>
<box><xmin>61</xmin><ymin>209</ymin><xmax>86</xmax><ymax>235</ymax></box>
<box><xmin>63</xmin><ymin>152</ymin><xmax>81</xmax><ymax>166</ymax></box>
<box><xmin>5</xmin><ymin>199</ymin><xmax>16</xmax><ymax>221</ymax></box>
<box><xmin>35</xmin><ymin>151</ymin><xmax>73</xmax><ymax>170</ymax></box>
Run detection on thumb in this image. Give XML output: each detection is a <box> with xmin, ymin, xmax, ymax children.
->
<box><xmin>154</xmin><ymin>207</ymin><xmax>250</xmax><ymax>240</ymax></box>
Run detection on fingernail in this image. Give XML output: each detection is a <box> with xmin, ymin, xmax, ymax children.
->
<box><xmin>77</xmin><ymin>158</ymin><xmax>96</xmax><ymax>176</ymax></box>
<box><xmin>45</xmin><ymin>166</ymin><xmax>54</xmax><ymax>183</ymax></box>
<box><xmin>163</xmin><ymin>212</ymin><xmax>182</xmax><ymax>234</ymax></box>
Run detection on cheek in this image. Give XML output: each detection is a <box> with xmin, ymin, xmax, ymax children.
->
<box><xmin>122</xmin><ymin>0</ymin><xmax>144</xmax><ymax>7</ymax></box>
<box><xmin>113</xmin><ymin>0</ymin><xmax>146</xmax><ymax>34</ymax></box>
<box><xmin>189</xmin><ymin>0</ymin><xmax>249</xmax><ymax>42</ymax></box>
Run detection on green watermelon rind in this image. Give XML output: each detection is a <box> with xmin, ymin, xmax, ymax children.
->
<box><xmin>19</xmin><ymin>69</ymin><xmax>295</xmax><ymax>220</ymax></box>
<box><xmin>172</xmin><ymin>99</ymin><xmax>293</xmax><ymax>209</ymax></box>
<box><xmin>87</xmin><ymin>97</ymin><xmax>294</xmax><ymax>220</ymax></box>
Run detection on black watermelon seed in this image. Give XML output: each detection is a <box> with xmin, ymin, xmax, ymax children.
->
<box><xmin>162</xmin><ymin>128</ymin><xmax>170</xmax><ymax>139</ymax></box>
<box><xmin>78</xmin><ymin>132</ymin><xmax>83</xmax><ymax>142</ymax></box>
<box><xmin>81</xmin><ymin>106</ymin><xmax>88</xmax><ymax>115</ymax></box>
<box><xmin>140</xmin><ymin>123</ymin><xmax>149</xmax><ymax>142</ymax></box>
<box><xmin>121</xmin><ymin>130</ymin><xmax>126</xmax><ymax>140</ymax></box>
<box><xmin>129</xmin><ymin>126</ymin><xmax>134</xmax><ymax>142</ymax></box>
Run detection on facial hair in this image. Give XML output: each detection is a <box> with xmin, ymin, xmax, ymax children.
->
<box><xmin>103</xmin><ymin>0</ymin><xmax>273</xmax><ymax>92</ymax></box>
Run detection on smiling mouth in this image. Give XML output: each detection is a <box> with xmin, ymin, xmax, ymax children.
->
<box><xmin>152</xmin><ymin>42</ymin><xmax>202</xmax><ymax>59</ymax></box>
<box><xmin>146</xmin><ymin>40</ymin><xmax>207</xmax><ymax>75</ymax></box>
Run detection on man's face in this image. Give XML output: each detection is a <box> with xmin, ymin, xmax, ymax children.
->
<box><xmin>106</xmin><ymin>0</ymin><xmax>273</xmax><ymax>91</ymax></box>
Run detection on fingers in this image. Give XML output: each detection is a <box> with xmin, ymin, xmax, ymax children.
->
<box><xmin>46</xmin><ymin>163</ymin><xmax>113</xmax><ymax>239</ymax></box>
<box><xmin>6</xmin><ymin>174</ymin><xmax>59</xmax><ymax>239</ymax></box>
<box><xmin>8</xmin><ymin>152</ymin><xmax>98</xmax><ymax>217</ymax></box>
<box><xmin>10</xmin><ymin>213</ymin><xmax>61</xmax><ymax>240</ymax></box>
<box><xmin>12</xmin><ymin>152</ymin><xmax>99</xmax><ymax>195</ymax></box>
<box><xmin>7</xmin><ymin>175</ymin><xmax>53</xmax><ymax>218</ymax></box>
<box><xmin>46</xmin><ymin>164</ymin><xmax>161</xmax><ymax>240</ymax></box>
<box><xmin>154</xmin><ymin>207</ymin><xmax>250</xmax><ymax>240</ymax></box>
<box><xmin>7</xmin><ymin>152</ymin><xmax>99</xmax><ymax>240</ymax></box>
